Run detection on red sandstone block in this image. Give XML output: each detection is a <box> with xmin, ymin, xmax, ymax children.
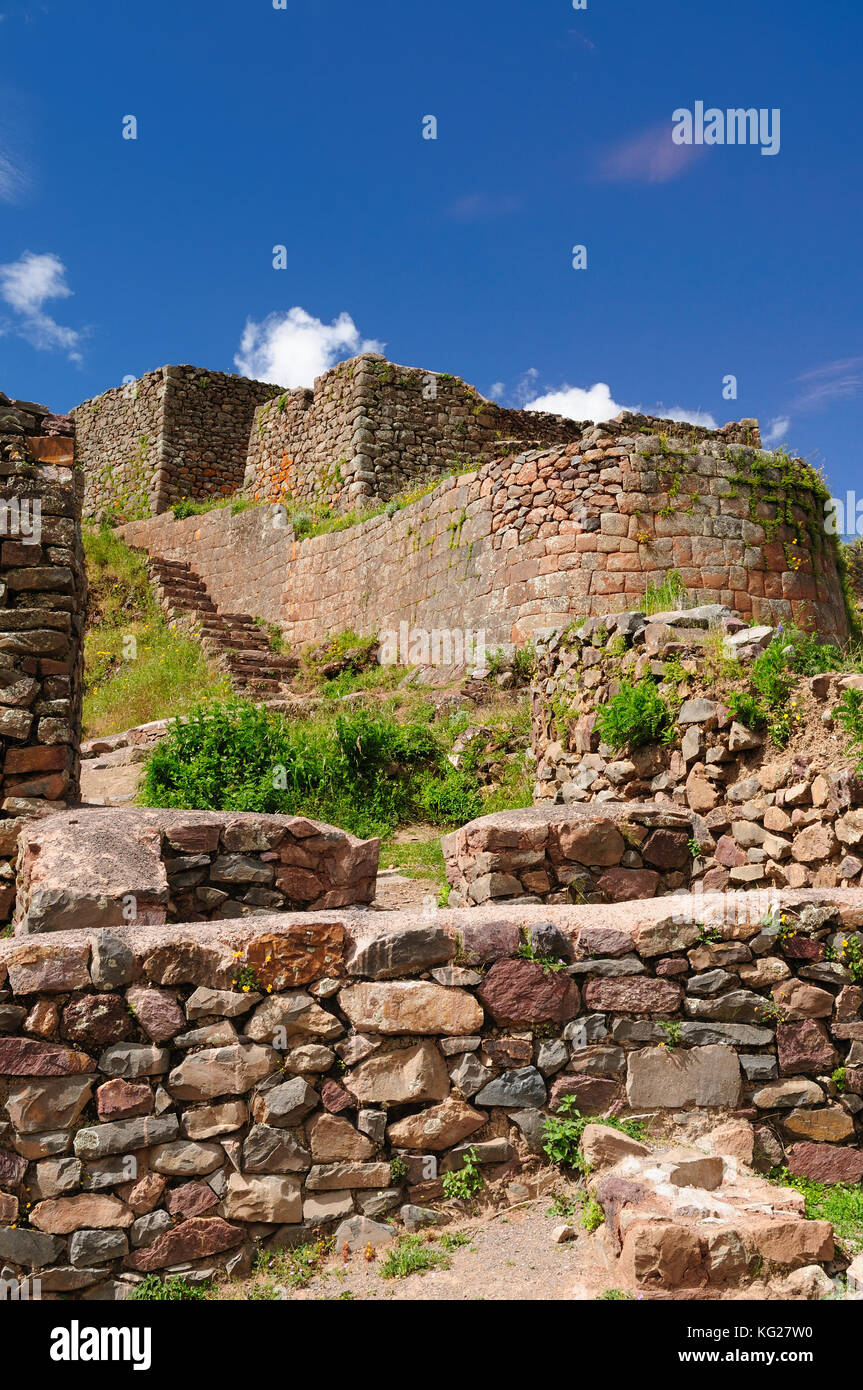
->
<box><xmin>607</xmin><ymin>553</ymin><xmax>641</xmax><ymax>572</ymax></box>
<box><xmin>734</xmin><ymin>592</ymin><xmax>753</xmax><ymax>614</ymax></box>
<box><xmin>575</xmin><ymin>535</ymin><xmax>598</xmax><ymax>552</ymax></box>
<box><xmin>544</xmin><ymin>534</ymin><xmax>576</xmax><ymax>555</ymax></box>
<box><xmin>590</xmin><ymin>573</ymin><xmax>625</xmax><ymax>595</ymax></box>
<box><xmin>763</xmin><ymin>573</ymin><xmax>784</xmax><ymax>600</ymax></box>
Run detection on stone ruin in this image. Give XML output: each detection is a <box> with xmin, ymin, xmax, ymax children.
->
<box><xmin>0</xmin><ymin>365</ymin><xmax>861</xmax><ymax>1300</ymax></box>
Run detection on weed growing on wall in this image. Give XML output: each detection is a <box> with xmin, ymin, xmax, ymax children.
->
<box><xmin>595</xmin><ymin>679</ymin><xmax>676</xmax><ymax>753</ymax></box>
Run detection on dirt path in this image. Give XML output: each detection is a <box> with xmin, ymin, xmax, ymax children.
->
<box><xmin>224</xmin><ymin>1180</ymin><xmax>627</xmax><ymax>1303</ymax></box>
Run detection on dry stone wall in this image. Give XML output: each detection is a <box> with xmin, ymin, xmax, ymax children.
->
<box><xmin>443</xmin><ymin>803</ymin><xmax>704</xmax><ymax>907</ymax></box>
<box><xmin>74</xmin><ymin>368</ymin><xmax>282</xmax><ymax>521</ymax></box>
<box><xmin>531</xmin><ymin>606</ymin><xmax>863</xmax><ymax>897</ymax></box>
<box><xmin>244</xmin><ymin>353</ymin><xmax>582</xmax><ymax>511</ymax></box>
<box><xmin>0</xmin><ymin>395</ymin><xmax>83</xmax><ymax>925</ymax></box>
<box><xmin>14</xmin><ymin>808</ymin><xmax>379</xmax><ymax>934</ymax></box>
<box><xmin>122</xmin><ymin>417</ymin><xmax>848</xmax><ymax>652</ymax></box>
<box><xmin>1</xmin><ymin>891</ymin><xmax>862</xmax><ymax>1295</ymax></box>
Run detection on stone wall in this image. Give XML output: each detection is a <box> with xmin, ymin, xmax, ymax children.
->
<box><xmin>1</xmin><ymin>891</ymin><xmax>862</xmax><ymax>1296</ymax></box>
<box><xmin>244</xmin><ymin>354</ymin><xmax>582</xmax><ymax>511</ymax></box>
<box><xmin>0</xmin><ymin>395</ymin><xmax>83</xmax><ymax>924</ymax></box>
<box><xmin>74</xmin><ymin>368</ymin><xmax>282</xmax><ymax>521</ymax></box>
<box><xmin>530</xmin><ymin>606</ymin><xmax>863</xmax><ymax>896</ymax></box>
<box><xmin>443</xmin><ymin>804</ymin><xmax>704</xmax><ymax>907</ymax></box>
<box><xmin>122</xmin><ymin>419</ymin><xmax>849</xmax><ymax>652</ymax></box>
<box><xmin>14</xmin><ymin>808</ymin><xmax>379</xmax><ymax>933</ymax></box>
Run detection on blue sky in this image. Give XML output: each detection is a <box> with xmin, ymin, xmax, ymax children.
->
<box><xmin>0</xmin><ymin>0</ymin><xmax>861</xmax><ymax>523</ymax></box>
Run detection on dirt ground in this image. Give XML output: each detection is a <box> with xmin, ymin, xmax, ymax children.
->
<box><xmin>220</xmin><ymin>1178</ymin><xmax>629</xmax><ymax>1303</ymax></box>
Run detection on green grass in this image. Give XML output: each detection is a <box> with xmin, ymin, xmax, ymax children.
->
<box><xmin>378</xmin><ymin>1234</ymin><xmax>452</xmax><ymax>1279</ymax></box>
<box><xmin>252</xmin><ymin>1238</ymin><xmax>333</xmax><ymax>1290</ymax></box>
<box><xmin>128</xmin><ymin>1275</ymin><xmax>212</xmax><ymax>1301</ymax></box>
<box><xmin>380</xmin><ymin>836</ymin><xmax>446</xmax><ymax>886</ymax></box>
<box><xmin>641</xmin><ymin>570</ymin><xmax>690</xmax><ymax>615</ymax></box>
<box><xmin>595</xmin><ymin>678</ymin><xmax>676</xmax><ymax>753</ymax></box>
<box><xmin>542</xmin><ymin>1099</ymin><xmax>648</xmax><ymax>1172</ymax></box>
<box><xmin>280</xmin><ymin>466</ymin><xmax>476</xmax><ymax>542</ymax></box>
<box><xmin>83</xmin><ymin>525</ymin><xmax>230</xmax><ymax>737</ymax></box>
<box><xmin>772</xmin><ymin>1169</ymin><xmax>863</xmax><ymax>1253</ymax></box>
<box><xmin>171</xmin><ymin>494</ymin><xmax>259</xmax><ymax>520</ymax></box>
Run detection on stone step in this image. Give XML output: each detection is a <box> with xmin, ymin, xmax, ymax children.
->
<box><xmin>143</xmin><ymin>553</ymin><xmax>295</xmax><ymax>697</ymax></box>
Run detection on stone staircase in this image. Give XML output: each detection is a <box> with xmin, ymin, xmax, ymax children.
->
<box><xmin>145</xmin><ymin>555</ymin><xmax>298</xmax><ymax>696</ymax></box>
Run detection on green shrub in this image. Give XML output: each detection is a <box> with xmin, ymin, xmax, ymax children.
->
<box><xmin>836</xmin><ymin>689</ymin><xmax>863</xmax><ymax>769</ymax></box>
<box><xmin>595</xmin><ymin>679</ymin><xmax>675</xmax><ymax>752</ymax></box>
<box><xmin>140</xmin><ymin>699</ymin><xmax>480</xmax><ymax>840</ymax></box>
<box><xmin>725</xmin><ymin>690</ymin><xmax>768</xmax><ymax>730</ymax></box>
<box><xmin>642</xmin><ymin>570</ymin><xmax>689</xmax><ymax>615</ymax></box>
<box><xmin>441</xmin><ymin>1147</ymin><xmax>484</xmax><ymax>1200</ymax></box>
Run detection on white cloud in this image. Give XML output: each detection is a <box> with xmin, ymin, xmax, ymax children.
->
<box><xmin>234</xmin><ymin>307</ymin><xmax>385</xmax><ymax>388</ymax></box>
<box><xmin>523</xmin><ymin>379</ymin><xmax>717</xmax><ymax>429</ymax></box>
<box><xmin>763</xmin><ymin>415</ymin><xmax>790</xmax><ymax>445</ymax></box>
<box><xmin>0</xmin><ymin>251</ymin><xmax>82</xmax><ymax>360</ymax></box>
<box><xmin>526</xmin><ymin>381</ymin><xmax>627</xmax><ymax>421</ymax></box>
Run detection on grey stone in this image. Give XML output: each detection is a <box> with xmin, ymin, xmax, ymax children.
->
<box><xmin>568</xmin><ymin>1045</ymin><xmax>625</xmax><ymax>1075</ymax></box>
<box><xmin>357</xmin><ymin>1109</ymin><xmax>387</xmax><ymax>1147</ymax></box>
<box><xmin>678</xmin><ymin>1021</ymin><xmax>775</xmax><ymax>1047</ymax></box>
<box><xmin>449</xmin><ymin>1052</ymin><xmax>490</xmax><ymax>1098</ymax></box>
<box><xmin>510</xmin><ymin>1108</ymin><xmax>547</xmax><ymax>1154</ymax></box>
<box><xmin>626</xmin><ymin>1045</ymin><xmax>741</xmax><ymax>1108</ymax></box>
<box><xmin>0</xmin><ymin>1226</ymin><xmax>64</xmax><ymax>1268</ymax></box>
<box><xmin>567</xmin><ymin>955</ymin><xmax>646</xmax><ymax>977</ymax></box>
<box><xmin>400</xmin><ymin>1204</ymin><xmax>447</xmax><ymax>1232</ymax></box>
<box><xmin>563</xmin><ymin>1014</ymin><xmax>607</xmax><ymax>1045</ymax></box>
<box><xmin>242</xmin><ymin>1124</ymin><xmax>311</xmax><ymax>1173</ymax></box>
<box><xmin>358</xmin><ymin>1188</ymin><xmax>402</xmax><ymax>1217</ymax></box>
<box><xmin>687</xmin><ymin>970</ymin><xmax>735</xmax><ymax>997</ymax></box>
<box><xmin>31</xmin><ymin>1157</ymin><xmax>83</xmax><ymax>1198</ymax></box>
<box><xmin>69</xmin><ymin>1229</ymin><xmax>128</xmax><ymax>1267</ymax></box>
<box><xmin>73</xmin><ymin>1113</ymin><xmax>179</xmax><ymax>1160</ymax></box>
<box><xmin>185</xmin><ymin>987</ymin><xmax>260</xmax><ymax>1019</ymax></box>
<box><xmin>89</xmin><ymin>931</ymin><xmax>137</xmax><ymax>990</ymax></box>
<box><xmin>253</xmin><ymin>1077</ymin><xmax>318</xmax><ymax>1127</ymax></box>
<box><xmin>739</xmin><ymin>1054</ymin><xmax>779</xmax><ymax>1082</ymax></box>
<box><xmin>685</xmin><ymin>991</ymin><xmax>770</xmax><ymax>1024</ymax></box>
<box><xmin>536</xmin><ymin>1039</ymin><xmax>569</xmax><ymax>1077</ymax></box>
<box><xmin>752</xmin><ymin>1078</ymin><xmax>824</xmax><ymax>1108</ymax></box>
<box><xmin>98</xmin><ymin>1043</ymin><xmax>170</xmax><ymax>1078</ymax></box>
<box><xmin>131</xmin><ymin>1210</ymin><xmax>172</xmax><ymax>1248</ymax></box>
<box><xmin>332</xmin><ymin>1216</ymin><xmax>393</xmax><ymax>1251</ymax></box>
<box><xmin>82</xmin><ymin>1156</ymin><xmax>140</xmax><ymax>1191</ymax></box>
<box><xmin>474</xmin><ymin>1066</ymin><xmax>546</xmax><ymax>1108</ymax></box>
<box><xmin>345</xmin><ymin>924</ymin><xmax>453</xmax><ymax>979</ymax></box>
<box><xmin>678</xmin><ymin>698</ymin><xmax>718</xmax><ymax>724</ymax></box>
